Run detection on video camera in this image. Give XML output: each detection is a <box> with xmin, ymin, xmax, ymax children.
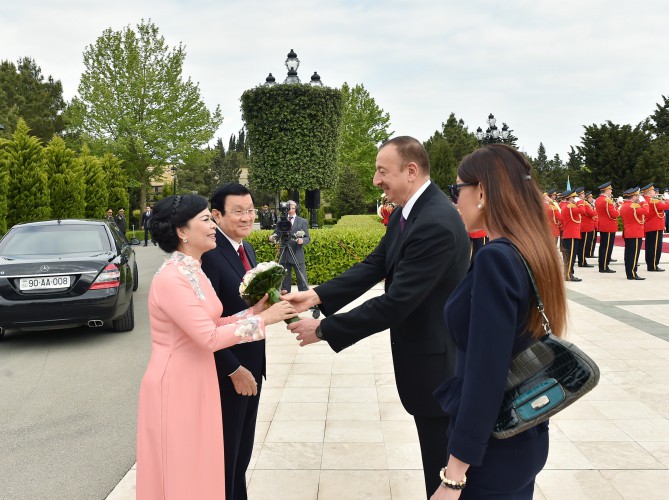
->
<box><xmin>268</xmin><ymin>201</ymin><xmax>293</xmax><ymax>245</ymax></box>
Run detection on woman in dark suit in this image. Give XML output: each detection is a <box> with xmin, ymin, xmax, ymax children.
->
<box><xmin>432</xmin><ymin>145</ymin><xmax>567</xmax><ymax>499</ymax></box>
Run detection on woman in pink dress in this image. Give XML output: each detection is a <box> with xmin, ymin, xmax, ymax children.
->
<box><xmin>136</xmin><ymin>195</ymin><xmax>296</xmax><ymax>500</ymax></box>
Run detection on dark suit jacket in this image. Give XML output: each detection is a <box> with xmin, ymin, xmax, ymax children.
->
<box><xmin>316</xmin><ymin>182</ymin><xmax>470</xmax><ymax>416</ymax></box>
<box><xmin>275</xmin><ymin>215</ymin><xmax>310</xmax><ymax>265</ymax></box>
<box><xmin>201</xmin><ymin>231</ymin><xmax>265</xmax><ymax>381</ymax></box>
<box><xmin>140</xmin><ymin>211</ymin><xmax>152</xmax><ymax>229</ymax></box>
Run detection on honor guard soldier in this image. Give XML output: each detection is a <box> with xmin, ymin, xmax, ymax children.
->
<box><xmin>561</xmin><ymin>189</ymin><xmax>584</xmax><ymax>281</ymax></box>
<box><xmin>544</xmin><ymin>188</ymin><xmax>562</xmax><ymax>244</ymax></box>
<box><xmin>574</xmin><ymin>187</ymin><xmax>596</xmax><ymax>268</ymax></box>
<box><xmin>585</xmin><ymin>192</ymin><xmax>597</xmax><ymax>257</ymax></box>
<box><xmin>595</xmin><ymin>181</ymin><xmax>620</xmax><ymax>273</ymax></box>
<box><xmin>620</xmin><ymin>187</ymin><xmax>649</xmax><ymax>280</ymax></box>
<box><xmin>640</xmin><ymin>183</ymin><xmax>667</xmax><ymax>272</ymax></box>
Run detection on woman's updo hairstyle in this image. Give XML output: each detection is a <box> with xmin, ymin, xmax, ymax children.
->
<box><xmin>150</xmin><ymin>194</ymin><xmax>209</xmax><ymax>253</ymax></box>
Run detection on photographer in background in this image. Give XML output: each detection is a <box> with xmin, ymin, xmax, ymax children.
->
<box><xmin>270</xmin><ymin>200</ymin><xmax>311</xmax><ymax>292</ymax></box>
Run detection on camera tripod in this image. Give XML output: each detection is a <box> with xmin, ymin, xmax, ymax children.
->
<box><xmin>275</xmin><ymin>234</ymin><xmax>321</xmax><ymax>319</ymax></box>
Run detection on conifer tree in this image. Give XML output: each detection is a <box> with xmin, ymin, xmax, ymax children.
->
<box><xmin>0</xmin><ymin>138</ymin><xmax>9</xmax><ymax>233</ymax></box>
<box><xmin>5</xmin><ymin>119</ymin><xmax>50</xmax><ymax>227</ymax></box>
<box><xmin>101</xmin><ymin>152</ymin><xmax>129</xmax><ymax>214</ymax></box>
<box><xmin>79</xmin><ymin>145</ymin><xmax>109</xmax><ymax>218</ymax></box>
<box><xmin>45</xmin><ymin>136</ymin><xmax>85</xmax><ymax>219</ymax></box>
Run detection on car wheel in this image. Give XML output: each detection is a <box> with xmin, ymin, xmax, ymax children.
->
<box><xmin>132</xmin><ymin>262</ymin><xmax>139</xmax><ymax>291</ymax></box>
<box><xmin>113</xmin><ymin>297</ymin><xmax>135</xmax><ymax>332</ymax></box>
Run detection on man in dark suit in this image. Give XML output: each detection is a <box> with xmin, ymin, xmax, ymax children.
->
<box><xmin>201</xmin><ymin>183</ymin><xmax>262</xmax><ymax>500</ymax></box>
<box><xmin>140</xmin><ymin>206</ymin><xmax>154</xmax><ymax>246</ymax></box>
<box><xmin>284</xmin><ymin>136</ymin><xmax>470</xmax><ymax>497</ymax></box>
<box><xmin>271</xmin><ymin>200</ymin><xmax>310</xmax><ymax>292</ymax></box>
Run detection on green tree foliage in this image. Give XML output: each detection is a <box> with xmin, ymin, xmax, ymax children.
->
<box><xmin>332</xmin><ymin>164</ymin><xmax>367</xmax><ymax>217</ymax></box>
<box><xmin>177</xmin><ymin>147</ymin><xmax>217</xmax><ymax>198</ymax></box>
<box><xmin>101</xmin><ymin>152</ymin><xmax>129</xmax><ymax>212</ymax></box>
<box><xmin>5</xmin><ymin>119</ymin><xmax>50</xmax><ymax>227</ymax></box>
<box><xmin>0</xmin><ymin>57</ymin><xmax>66</xmax><ymax>142</ymax></box>
<box><xmin>424</xmin><ymin>113</ymin><xmax>478</xmax><ymax>190</ymax></box>
<box><xmin>66</xmin><ymin>19</ymin><xmax>223</xmax><ymax>210</ymax></box>
<box><xmin>650</xmin><ymin>94</ymin><xmax>669</xmax><ymax>137</ymax></box>
<box><xmin>79</xmin><ymin>145</ymin><xmax>109</xmax><ymax>218</ymax></box>
<box><xmin>337</xmin><ymin>83</ymin><xmax>392</xmax><ymax>205</ymax></box>
<box><xmin>577</xmin><ymin>121</ymin><xmax>651</xmax><ymax>193</ymax></box>
<box><xmin>529</xmin><ymin>143</ymin><xmax>566</xmax><ymax>191</ymax></box>
<box><xmin>44</xmin><ymin>136</ymin><xmax>86</xmax><ymax>219</ymax></box>
<box><xmin>635</xmin><ymin>135</ymin><xmax>669</xmax><ymax>189</ymax></box>
<box><xmin>241</xmin><ymin>84</ymin><xmax>343</xmax><ymax>192</ymax></box>
<box><xmin>0</xmin><ymin>138</ymin><xmax>9</xmax><ymax>233</ymax></box>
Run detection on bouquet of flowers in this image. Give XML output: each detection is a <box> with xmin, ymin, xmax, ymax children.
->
<box><xmin>239</xmin><ymin>261</ymin><xmax>299</xmax><ymax>323</ymax></box>
<box><xmin>294</xmin><ymin>230</ymin><xmax>305</xmax><ymax>239</ymax></box>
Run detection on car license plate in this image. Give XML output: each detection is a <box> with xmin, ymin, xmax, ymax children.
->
<box><xmin>19</xmin><ymin>276</ymin><xmax>71</xmax><ymax>290</ymax></box>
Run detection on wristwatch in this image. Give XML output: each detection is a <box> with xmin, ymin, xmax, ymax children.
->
<box><xmin>315</xmin><ymin>323</ymin><xmax>324</xmax><ymax>340</ymax></box>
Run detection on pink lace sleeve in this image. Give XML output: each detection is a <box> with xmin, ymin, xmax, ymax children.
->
<box><xmin>154</xmin><ymin>268</ymin><xmax>265</xmax><ymax>351</ymax></box>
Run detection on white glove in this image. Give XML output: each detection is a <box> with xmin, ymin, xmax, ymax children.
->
<box><xmin>639</xmin><ymin>195</ymin><xmax>645</xmax><ymax>202</ymax></box>
<box><xmin>617</xmin><ymin>197</ymin><xmax>624</xmax><ymax>204</ymax></box>
<box><xmin>663</xmin><ymin>193</ymin><xmax>669</xmax><ymax>200</ymax></box>
<box><xmin>574</xmin><ymin>197</ymin><xmax>580</xmax><ymax>202</ymax></box>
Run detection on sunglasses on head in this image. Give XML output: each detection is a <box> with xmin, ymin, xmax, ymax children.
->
<box><xmin>447</xmin><ymin>182</ymin><xmax>478</xmax><ymax>203</ymax></box>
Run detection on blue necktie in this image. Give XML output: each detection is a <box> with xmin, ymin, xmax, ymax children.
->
<box><xmin>400</xmin><ymin>215</ymin><xmax>406</xmax><ymax>232</ymax></box>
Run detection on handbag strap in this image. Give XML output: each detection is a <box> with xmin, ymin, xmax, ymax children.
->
<box><xmin>503</xmin><ymin>241</ymin><xmax>552</xmax><ymax>338</ymax></box>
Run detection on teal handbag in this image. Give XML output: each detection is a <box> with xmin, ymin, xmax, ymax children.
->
<box><xmin>492</xmin><ymin>245</ymin><xmax>600</xmax><ymax>439</ymax></box>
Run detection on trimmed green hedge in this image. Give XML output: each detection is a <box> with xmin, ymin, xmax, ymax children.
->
<box><xmin>245</xmin><ymin>215</ymin><xmax>384</xmax><ymax>285</ymax></box>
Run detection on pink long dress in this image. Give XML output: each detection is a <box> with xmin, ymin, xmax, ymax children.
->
<box><xmin>136</xmin><ymin>252</ymin><xmax>264</xmax><ymax>500</ymax></box>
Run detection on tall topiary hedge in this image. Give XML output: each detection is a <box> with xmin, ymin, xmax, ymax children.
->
<box><xmin>241</xmin><ymin>84</ymin><xmax>343</xmax><ymax>191</ymax></box>
<box><xmin>246</xmin><ymin>215</ymin><xmax>384</xmax><ymax>285</ymax></box>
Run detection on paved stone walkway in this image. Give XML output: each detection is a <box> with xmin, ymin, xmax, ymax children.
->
<box><xmin>107</xmin><ymin>243</ymin><xmax>669</xmax><ymax>499</ymax></box>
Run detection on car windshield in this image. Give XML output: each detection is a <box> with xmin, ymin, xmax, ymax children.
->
<box><xmin>0</xmin><ymin>224</ymin><xmax>113</xmax><ymax>256</ymax></box>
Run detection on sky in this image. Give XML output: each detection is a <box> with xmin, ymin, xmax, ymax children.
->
<box><xmin>3</xmin><ymin>0</ymin><xmax>669</xmax><ymax>161</ymax></box>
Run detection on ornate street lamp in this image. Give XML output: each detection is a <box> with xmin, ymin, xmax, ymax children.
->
<box><xmin>264</xmin><ymin>73</ymin><xmax>277</xmax><ymax>86</ymax></box>
<box><xmin>475</xmin><ymin>114</ymin><xmax>511</xmax><ymax>144</ymax></box>
<box><xmin>170</xmin><ymin>166</ymin><xmax>178</xmax><ymax>194</ymax></box>
<box><xmin>310</xmin><ymin>72</ymin><xmax>323</xmax><ymax>86</ymax></box>
<box><xmin>284</xmin><ymin>49</ymin><xmax>301</xmax><ymax>84</ymax></box>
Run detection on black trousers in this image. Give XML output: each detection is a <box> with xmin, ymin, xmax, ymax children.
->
<box><xmin>624</xmin><ymin>237</ymin><xmax>642</xmax><ymax>279</ymax></box>
<box><xmin>588</xmin><ymin>230</ymin><xmax>597</xmax><ymax>257</ymax></box>
<box><xmin>414</xmin><ymin>415</ymin><xmax>450</xmax><ymax>499</ymax></box>
<box><xmin>219</xmin><ymin>377</ymin><xmax>261</xmax><ymax>500</ymax></box>
<box><xmin>598</xmin><ymin>232</ymin><xmax>616</xmax><ymax>271</ymax></box>
<box><xmin>143</xmin><ymin>227</ymin><xmax>150</xmax><ymax>244</ymax></box>
<box><xmin>577</xmin><ymin>232</ymin><xmax>594</xmax><ymax>265</ymax></box>
<box><xmin>562</xmin><ymin>238</ymin><xmax>577</xmax><ymax>277</ymax></box>
<box><xmin>645</xmin><ymin>230</ymin><xmax>664</xmax><ymax>270</ymax></box>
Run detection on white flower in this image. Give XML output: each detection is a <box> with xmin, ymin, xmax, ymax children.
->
<box><xmin>294</xmin><ymin>230</ymin><xmax>305</xmax><ymax>238</ymax></box>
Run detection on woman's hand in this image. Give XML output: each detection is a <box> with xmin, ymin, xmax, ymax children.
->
<box><xmin>257</xmin><ymin>300</ymin><xmax>298</xmax><ymax>325</ymax></box>
<box><xmin>252</xmin><ymin>294</ymin><xmax>270</xmax><ymax>315</ymax></box>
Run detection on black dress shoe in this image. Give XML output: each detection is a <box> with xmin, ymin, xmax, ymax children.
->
<box><xmin>567</xmin><ymin>276</ymin><xmax>582</xmax><ymax>282</ymax></box>
<box><xmin>599</xmin><ymin>269</ymin><xmax>616</xmax><ymax>273</ymax></box>
<box><xmin>629</xmin><ymin>276</ymin><xmax>646</xmax><ymax>280</ymax></box>
<box><xmin>648</xmin><ymin>267</ymin><xmax>665</xmax><ymax>272</ymax></box>
<box><xmin>578</xmin><ymin>263</ymin><xmax>594</xmax><ymax>268</ymax></box>
<box><xmin>143</xmin><ymin>244</ymin><xmax>148</xmax><ymax>247</ymax></box>
<box><xmin>609</xmin><ymin>258</ymin><xmax>617</xmax><ymax>262</ymax></box>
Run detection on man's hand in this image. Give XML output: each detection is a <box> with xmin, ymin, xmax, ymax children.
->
<box><xmin>229</xmin><ymin>366</ymin><xmax>258</xmax><ymax>396</ymax></box>
<box><xmin>296</xmin><ymin>238</ymin><xmax>304</xmax><ymax>245</ymax></box>
<box><xmin>287</xmin><ymin>318</ymin><xmax>322</xmax><ymax>346</ymax></box>
<box><xmin>282</xmin><ymin>288</ymin><xmax>321</xmax><ymax>313</ymax></box>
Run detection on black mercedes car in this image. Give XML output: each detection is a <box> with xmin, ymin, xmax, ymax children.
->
<box><xmin>0</xmin><ymin>219</ymin><xmax>138</xmax><ymax>338</ymax></box>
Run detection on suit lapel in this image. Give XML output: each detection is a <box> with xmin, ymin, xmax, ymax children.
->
<box><xmin>387</xmin><ymin>183</ymin><xmax>438</xmax><ymax>268</ymax></box>
<box><xmin>216</xmin><ymin>232</ymin><xmax>246</xmax><ymax>279</ymax></box>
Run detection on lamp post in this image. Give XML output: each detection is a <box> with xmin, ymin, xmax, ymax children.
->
<box><xmin>170</xmin><ymin>166</ymin><xmax>177</xmax><ymax>194</ymax></box>
<box><xmin>262</xmin><ymin>50</ymin><xmax>325</xmax><ymax>228</ymax></box>
<box><xmin>476</xmin><ymin>113</ymin><xmax>511</xmax><ymax>144</ymax></box>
